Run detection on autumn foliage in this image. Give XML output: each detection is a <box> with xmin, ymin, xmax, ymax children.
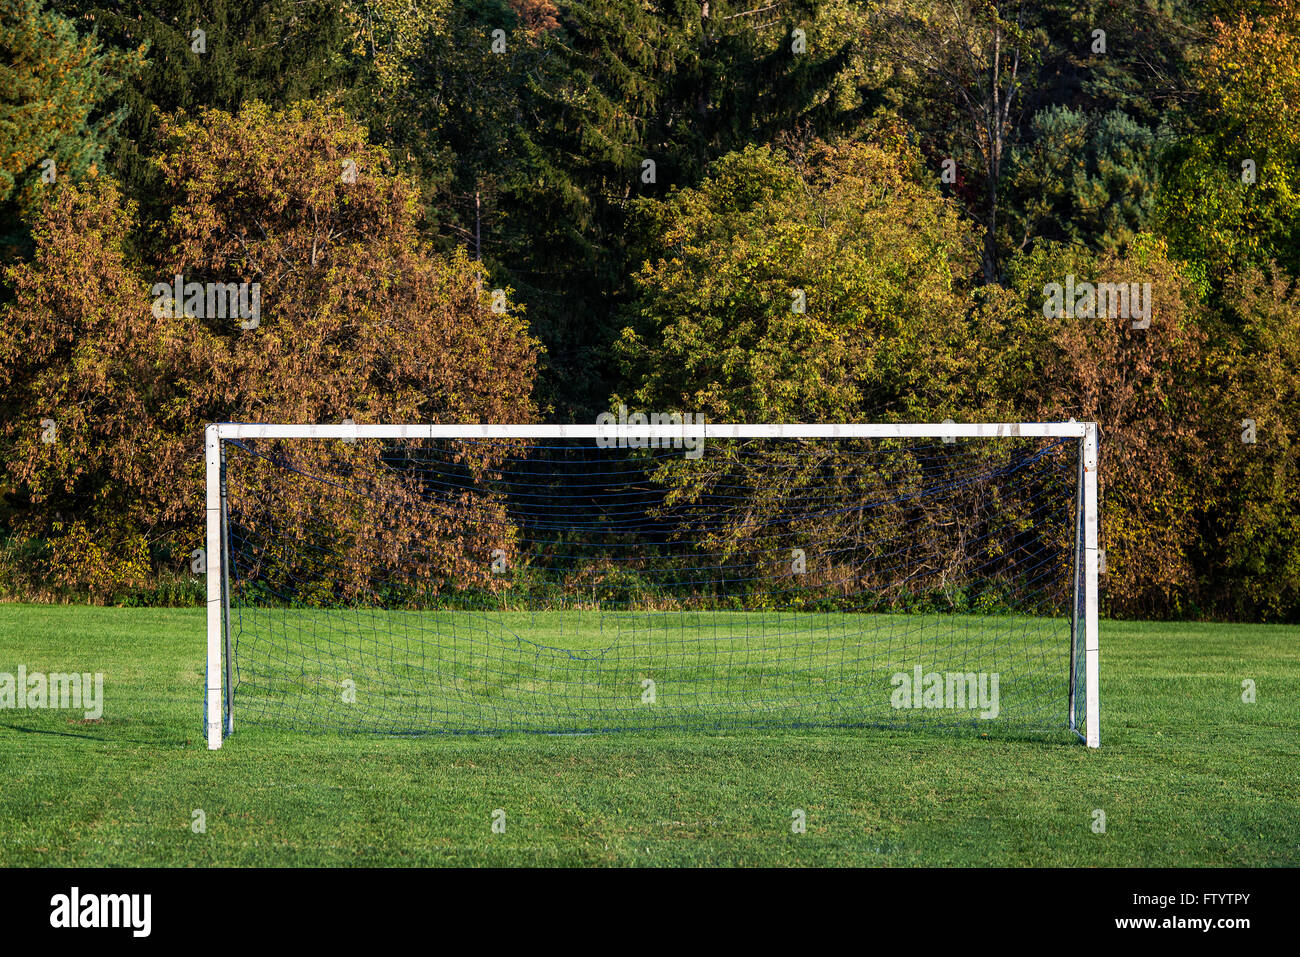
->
<box><xmin>2</xmin><ymin>1</ymin><xmax>1300</xmax><ymax>623</ymax></box>
<box><xmin>0</xmin><ymin>101</ymin><xmax>538</xmax><ymax>597</ymax></box>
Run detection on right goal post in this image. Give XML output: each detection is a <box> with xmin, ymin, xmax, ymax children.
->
<box><xmin>204</xmin><ymin>421</ymin><xmax>1100</xmax><ymax>749</ymax></box>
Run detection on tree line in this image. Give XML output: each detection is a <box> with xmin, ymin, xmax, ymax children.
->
<box><xmin>0</xmin><ymin>0</ymin><xmax>1297</xmax><ymax>621</ymax></box>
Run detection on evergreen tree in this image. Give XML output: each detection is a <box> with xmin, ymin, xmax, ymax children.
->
<box><xmin>361</xmin><ymin>0</ymin><xmax>867</xmax><ymax>418</ymax></box>
<box><xmin>0</xmin><ymin>0</ymin><xmax>141</xmax><ymax>263</ymax></box>
<box><xmin>53</xmin><ymin>0</ymin><xmax>357</xmax><ymax>227</ymax></box>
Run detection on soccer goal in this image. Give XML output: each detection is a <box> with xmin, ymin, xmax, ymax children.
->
<box><xmin>204</xmin><ymin>422</ymin><xmax>1099</xmax><ymax>750</ymax></box>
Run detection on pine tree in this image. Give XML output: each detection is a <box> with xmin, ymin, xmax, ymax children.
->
<box><xmin>0</xmin><ymin>0</ymin><xmax>141</xmax><ymax>263</ymax></box>
<box><xmin>54</xmin><ymin>1</ymin><xmax>357</xmax><ymax>225</ymax></box>
<box><xmin>367</xmin><ymin>0</ymin><xmax>866</xmax><ymax>418</ymax></box>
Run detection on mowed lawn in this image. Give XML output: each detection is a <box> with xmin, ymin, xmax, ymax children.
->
<box><xmin>0</xmin><ymin>603</ymin><xmax>1296</xmax><ymax>866</ymax></box>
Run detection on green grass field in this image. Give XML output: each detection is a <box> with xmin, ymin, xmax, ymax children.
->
<box><xmin>1</xmin><ymin>602</ymin><xmax>1297</xmax><ymax>866</ymax></box>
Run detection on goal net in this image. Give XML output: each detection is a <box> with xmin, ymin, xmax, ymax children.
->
<box><xmin>204</xmin><ymin>423</ymin><xmax>1099</xmax><ymax>748</ymax></box>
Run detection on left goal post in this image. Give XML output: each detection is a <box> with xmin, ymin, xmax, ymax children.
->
<box><xmin>205</xmin><ymin>425</ymin><xmax>222</xmax><ymax>749</ymax></box>
<box><xmin>205</xmin><ymin>424</ymin><xmax>234</xmax><ymax>749</ymax></box>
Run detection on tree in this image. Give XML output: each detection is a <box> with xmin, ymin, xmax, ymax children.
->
<box><xmin>617</xmin><ymin>132</ymin><xmax>980</xmax><ymax>423</ymax></box>
<box><xmin>0</xmin><ymin>0</ymin><xmax>142</xmax><ymax>262</ymax></box>
<box><xmin>1157</xmin><ymin>0</ymin><xmax>1300</xmax><ymax>279</ymax></box>
<box><xmin>870</xmin><ymin>0</ymin><xmax>1199</xmax><ymax>279</ymax></box>
<box><xmin>357</xmin><ymin>0</ymin><xmax>868</xmax><ymax>419</ymax></box>
<box><xmin>616</xmin><ymin>133</ymin><xmax>1066</xmax><ymax>608</ymax></box>
<box><xmin>54</xmin><ymin>0</ymin><xmax>357</xmax><ymax>230</ymax></box>
<box><xmin>1005</xmin><ymin>105</ymin><xmax>1158</xmax><ymax>254</ymax></box>
<box><xmin>869</xmin><ymin>0</ymin><xmax>1041</xmax><ymax>283</ymax></box>
<box><xmin>0</xmin><ymin>102</ymin><xmax>539</xmax><ymax>598</ymax></box>
<box><xmin>1204</xmin><ymin>266</ymin><xmax>1300</xmax><ymax>621</ymax></box>
<box><xmin>1004</xmin><ymin>236</ymin><xmax>1215</xmax><ymax>617</ymax></box>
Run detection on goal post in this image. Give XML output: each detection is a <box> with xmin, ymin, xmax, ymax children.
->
<box><xmin>203</xmin><ymin>421</ymin><xmax>1100</xmax><ymax>750</ymax></box>
<box><xmin>1082</xmin><ymin>421</ymin><xmax>1101</xmax><ymax>749</ymax></box>
<box><xmin>204</xmin><ymin>424</ymin><xmax>222</xmax><ymax>750</ymax></box>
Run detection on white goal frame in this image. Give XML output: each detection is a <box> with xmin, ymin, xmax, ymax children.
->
<box><xmin>204</xmin><ymin>421</ymin><xmax>1100</xmax><ymax>750</ymax></box>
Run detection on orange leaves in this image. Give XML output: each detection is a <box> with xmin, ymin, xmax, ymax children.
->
<box><xmin>0</xmin><ymin>102</ymin><xmax>540</xmax><ymax>597</ymax></box>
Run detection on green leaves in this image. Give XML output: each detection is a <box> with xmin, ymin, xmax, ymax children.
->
<box><xmin>0</xmin><ymin>0</ymin><xmax>142</xmax><ymax>260</ymax></box>
<box><xmin>620</xmin><ymin>134</ymin><xmax>975</xmax><ymax>424</ymax></box>
<box><xmin>1156</xmin><ymin>1</ymin><xmax>1300</xmax><ymax>278</ymax></box>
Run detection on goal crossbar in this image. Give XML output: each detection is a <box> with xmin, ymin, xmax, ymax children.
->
<box><xmin>210</xmin><ymin>422</ymin><xmax>1090</xmax><ymax>441</ymax></box>
<box><xmin>204</xmin><ymin>421</ymin><xmax>1100</xmax><ymax>750</ymax></box>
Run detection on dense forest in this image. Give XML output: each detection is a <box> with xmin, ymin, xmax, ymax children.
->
<box><xmin>1</xmin><ymin>0</ymin><xmax>1298</xmax><ymax>621</ymax></box>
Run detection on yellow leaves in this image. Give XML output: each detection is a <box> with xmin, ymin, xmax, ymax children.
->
<box><xmin>44</xmin><ymin>520</ymin><xmax>152</xmax><ymax>596</ymax></box>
